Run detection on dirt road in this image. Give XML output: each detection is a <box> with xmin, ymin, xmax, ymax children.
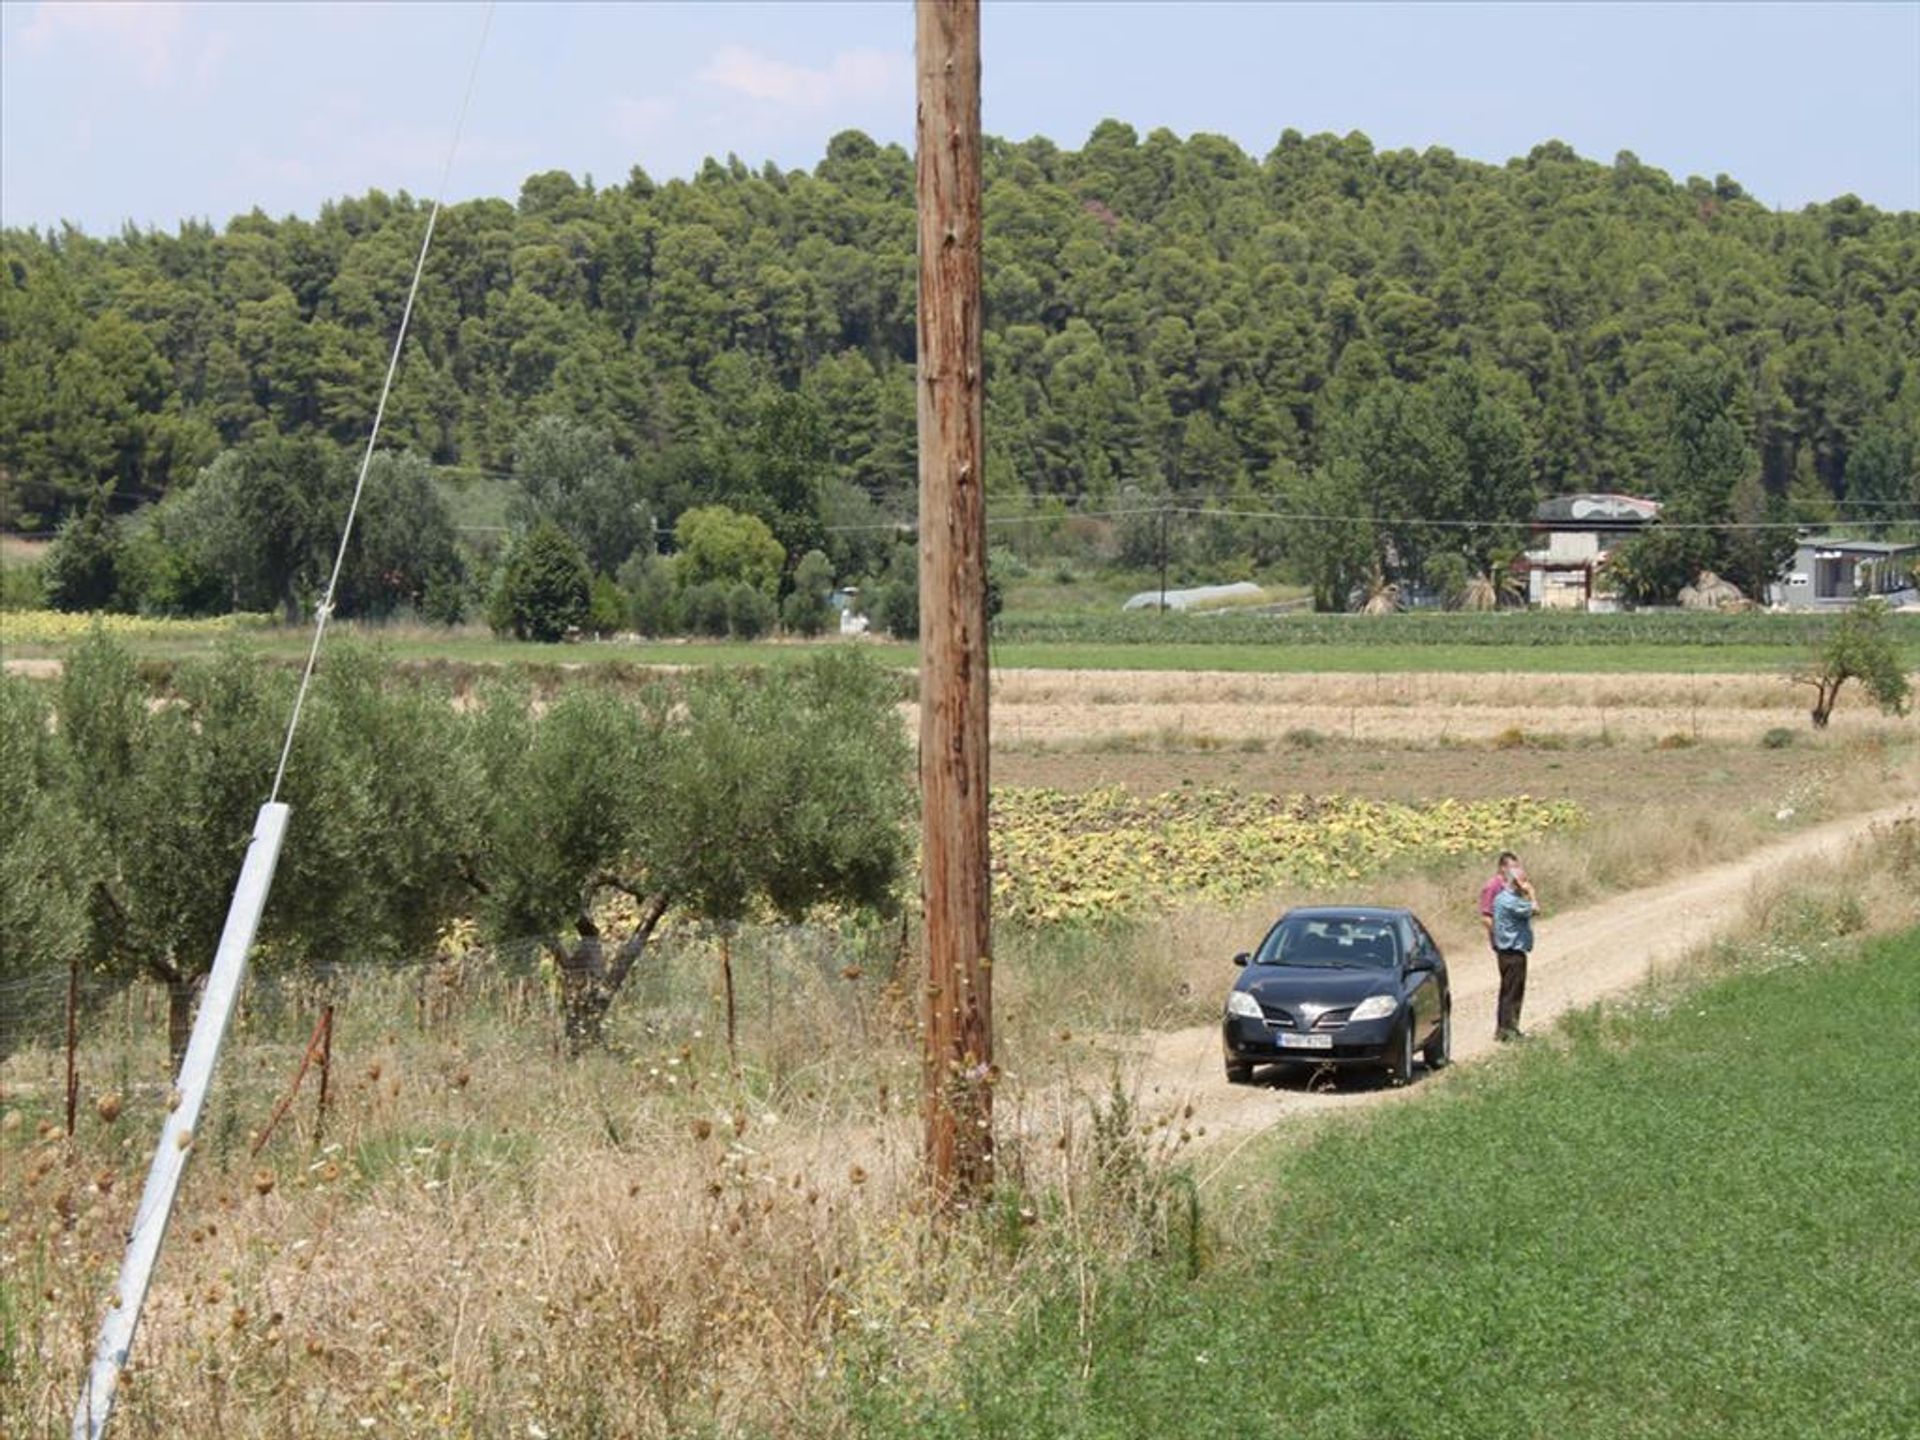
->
<box><xmin>1100</xmin><ymin>800</ymin><xmax>1917</xmax><ymax>1163</ymax></box>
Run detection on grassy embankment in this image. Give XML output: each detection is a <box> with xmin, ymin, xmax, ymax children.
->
<box><xmin>856</xmin><ymin>910</ymin><xmax>1920</xmax><ymax>1440</ymax></box>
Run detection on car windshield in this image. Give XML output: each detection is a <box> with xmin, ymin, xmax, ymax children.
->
<box><xmin>1255</xmin><ymin>917</ymin><xmax>1401</xmax><ymax>969</ymax></box>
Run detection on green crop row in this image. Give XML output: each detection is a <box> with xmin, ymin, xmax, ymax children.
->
<box><xmin>993</xmin><ymin>607</ymin><xmax>1920</xmax><ymax>650</ymax></box>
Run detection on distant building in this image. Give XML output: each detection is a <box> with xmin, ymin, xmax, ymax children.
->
<box><xmin>1769</xmin><ymin>537</ymin><xmax>1920</xmax><ymax>610</ymax></box>
<box><xmin>1520</xmin><ymin>494</ymin><xmax>1661</xmax><ymax>611</ymax></box>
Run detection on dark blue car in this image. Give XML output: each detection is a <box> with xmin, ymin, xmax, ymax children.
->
<box><xmin>1222</xmin><ymin>906</ymin><xmax>1451</xmax><ymax>1085</ymax></box>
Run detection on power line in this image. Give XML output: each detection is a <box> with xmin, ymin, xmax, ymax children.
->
<box><xmin>270</xmin><ymin>5</ymin><xmax>493</xmax><ymax>804</ymax></box>
<box><xmin>821</xmin><ymin>503</ymin><xmax>1920</xmax><ymax>536</ymax></box>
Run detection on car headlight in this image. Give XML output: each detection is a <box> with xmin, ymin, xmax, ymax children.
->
<box><xmin>1349</xmin><ymin>994</ymin><xmax>1399</xmax><ymax>1023</ymax></box>
<box><xmin>1225</xmin><ymin>991</ymin><xmax>1264</xmax><ymax>1020</ymax></box>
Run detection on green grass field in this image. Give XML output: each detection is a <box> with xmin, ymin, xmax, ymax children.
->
<box><xmin>988</xmin><ymin>640</ymin><xmax>1818</xmax><ymax>673</ymax></box>
<box><xmin>856</xmin><ymin>922</ymin><xmax>1920</xmax><ymax>1440</ymax></box>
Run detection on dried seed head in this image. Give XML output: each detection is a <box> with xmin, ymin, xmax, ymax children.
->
<box><xmin>95</xmin><ymin>1093</ymin><xmax>124</xmax><ymax>1124</ymax></box>
<box><xmin>252</xmin><ymin>1169</ymin><xmax>276</xmax><ymax>1197</ymax></box>
<box><xmin>848</xmin><ymin>1164</ymin><xmax>868</xmax><ymax>1186</ymax></box>
<box><xmin>690</xmin><ymin>1118</ymin><xmax>713</xmax><ymax>1142</ymax></box>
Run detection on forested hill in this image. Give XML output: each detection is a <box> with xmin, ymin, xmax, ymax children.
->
<box><xmin>4</xmin><ymin>123</ymin><xmax>1917</xmax><ymax>537</ymax></box>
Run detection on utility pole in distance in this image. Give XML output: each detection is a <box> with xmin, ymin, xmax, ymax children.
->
<box><xmin>915</xmin><ymin>0</ymin><xmax>992</xmax><ymax>1209</ymax></box>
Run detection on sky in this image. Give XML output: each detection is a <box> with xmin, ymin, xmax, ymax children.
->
<box><xmin>2</xmin><ymin>0</ymin><xmax>1916</xmax><ymax>236</ymax></box>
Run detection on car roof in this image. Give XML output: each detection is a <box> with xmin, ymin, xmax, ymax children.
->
<box><xmin>1278</xmin><ymin>906</ymin><xmax>1412</xmax><ymax>923</ymax></box>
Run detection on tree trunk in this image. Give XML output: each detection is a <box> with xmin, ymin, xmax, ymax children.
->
<box><xmin>555</xmin><ymin>928</ymin><xmax>609</xmax><ymax>1056</ymax></box>
<box><xmin>553</xmin><ymin>896</ymin><xmax>670</xmax><ymax>1056</ymax></box>
<box><xmin>1811</xmin><ymin>676</ymin><xmax>1841</xmax><ymax>728</ymax></box>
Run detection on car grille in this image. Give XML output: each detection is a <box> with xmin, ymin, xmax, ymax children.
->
<box><xmin>1262</xmin><ymin>1008</ymin><xmax>1355</xmax><ymax>1032</ymax></box>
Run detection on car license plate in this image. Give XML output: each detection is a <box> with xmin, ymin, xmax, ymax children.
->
<box><xmin>1278</xmin><ymin>1033</ymin><xmax>1332</xmax><ymax>1051</ymax></box>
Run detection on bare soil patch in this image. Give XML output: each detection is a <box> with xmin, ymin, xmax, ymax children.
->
<box><xmin>983</xmin><ymin>667</ymin><xmax>1913</xmax><ymax>747</ymax></box>
<box><xmin>996</xmin><ymin>741</ymin><xmax>1839</xmax><ymax>813</ymax></box>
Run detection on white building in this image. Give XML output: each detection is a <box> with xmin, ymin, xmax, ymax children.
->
<box><xmin>1520</xmin><ymin>494</ymin><xmax>1661</xmax><ymax>611</ymax></box>
<box><xmin>1769</xmin><ymin>537</ymin><xmax>1920</xmax><ymax>610</ymax></box>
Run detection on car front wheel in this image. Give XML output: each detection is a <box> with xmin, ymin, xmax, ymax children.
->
<box><xmin>1423</xmin><ymin>1006</ymin><xmax>1451</xmax><ymax>1070</ymax></box>
<box><xmin>1225</xmin><ymin>1061</ymin><xmax>1255</xmax><ymax>1085</ymax></box>
<box><xmin>1385</xmin><ymin>1020</ymin><xmax>1414</xmax><ymax>1086</ymax></box>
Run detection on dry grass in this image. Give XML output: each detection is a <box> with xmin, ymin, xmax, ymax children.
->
<box><xmin>983</xmin><ymin>667</ymin><xmax>1919</xmax><ymax>747</ymax></box>
<box><xmin>1</xmin><ymin>927</ymin><xmax>1201</xmax><ymax>1440</ymax></box>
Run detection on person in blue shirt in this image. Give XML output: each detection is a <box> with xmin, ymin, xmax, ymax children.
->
<box><xmin>1490</xmin><ymin>867</ymin><xmax>1540</xmax><ymax>1042</ymax></box>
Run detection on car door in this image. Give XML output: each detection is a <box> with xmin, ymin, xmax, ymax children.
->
<box><xmin>1403</xmin><ymin>917</ymin><xmax>1441</xmax><ymax>1043</ymax></box>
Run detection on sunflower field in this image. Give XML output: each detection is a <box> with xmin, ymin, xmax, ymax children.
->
<box><xmin>0</xmin><ymin>609</ymin><xmax>275</xmax><ymax>646</ymax></box>
<box><xmin>990</xmin><ymin>787</ymin><xmax>1583</xmax><ymax>925</ymax></box>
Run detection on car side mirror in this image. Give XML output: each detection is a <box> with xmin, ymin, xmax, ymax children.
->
<box><xmin>1406</xmin><ymin>950</ymin><xmax>1436</xmax><ymax>973</ymax></box>
<box><xmin>1232</xmin><ymin>951</ymin><xmax>1250</xmax><ymax>968</ymax></box>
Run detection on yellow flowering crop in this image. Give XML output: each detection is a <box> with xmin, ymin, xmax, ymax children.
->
<box><xmin>0</xmin><ymin>609</ymin><xmax>276</xmax><ymax>646</ymax></box>
<box><xmin>989</xmin><ymin>787</ymin><xmax>1583</xmax><ymax>925</ymax></box>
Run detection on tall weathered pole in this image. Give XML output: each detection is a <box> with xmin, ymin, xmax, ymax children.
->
<box><xmin>916</xmin><ymin>0</ymin><xmax>992</xmax><ymax>1208</ymax></box>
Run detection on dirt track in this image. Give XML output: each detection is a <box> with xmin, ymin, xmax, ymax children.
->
<box><xmin>1097</xmin><ymin>799</ymin><xmax>1918</xmax><ymax>1167</ymax></box>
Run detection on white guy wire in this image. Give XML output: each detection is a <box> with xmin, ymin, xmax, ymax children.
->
<box><xmin>270</xmin><ymin>1</ymin><xmax>495</xmax><ymax>803</ymax></box>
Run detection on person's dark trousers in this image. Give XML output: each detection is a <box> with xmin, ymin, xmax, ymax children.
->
<box><xmin>1495</xmin><ymin>947</ymin><xmax>1528</xmax><ymax>1037</ymax></box>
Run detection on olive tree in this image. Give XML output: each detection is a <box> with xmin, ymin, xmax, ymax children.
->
<box><xmin>465</xmin><ymin>651</ymin><xmax>912</xmax><ymax>1051</ymax></box>
<box><xmin>57</xmin><ymin>633</ymin><xmax>474</xmax><ymax>1064</ymax></box>
<box><xmin>0</xmin><ymin>676</ymin><xmax>93</xmax><ymax>1058</ymax></box>
<box><xmin>1798</xmin><ymin>600</ymin><xmax>1913</xmax><ymax>729</ymax></box>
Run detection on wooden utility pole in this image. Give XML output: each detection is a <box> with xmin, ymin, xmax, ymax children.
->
<box><xmin>916</xmin><ymin>0</ymin><xmax>992</xmax><ymax>1208</ymax></box>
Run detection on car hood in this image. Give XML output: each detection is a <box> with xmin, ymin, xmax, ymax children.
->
<box><xmin>1239</xmin><ymin>966</ymin><xmax>1397</xmax><ymax>1010</ymax></box>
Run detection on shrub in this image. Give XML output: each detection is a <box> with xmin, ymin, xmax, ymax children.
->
<box><xmin>988</xmin><ymin>545</ymin><xmax>1030</xmax><ymax>581</ymax></box>
<box><xmin>1423</xmin><ymin>552</ymin><xmax>1471</xmax><ymax>610</ymax></box>
<box><xmin>418</xmin><ymin>565</ymin><xmax>468</xmax><ymax>626</ymax></box>
<box><xmin>781</xmin><ymin>549</ymin><xmax>834</xmax><ymax>637</ymax></box>
<box><xmin>875</xmin><ymin>579</ymin><xmax>918</xmax><ymax>640</ymax></box>
<box><xmin>873</xmin><ymin>543</ymin><xmax>920</xmax><ymax>640</ymax></box>
<box><xmin>726</xmin><ymin>581</ymin><xmax>776</xmax><ymax>640</ymax></box>
<box><xmin>41</xmin><ymin>496</ymin><xmax>124</xmax><ymax>612</ymax></box>
<box><xmin>586</xmin><ymin>573</ymin><xmax>626</xmax><ymax>638</ymax></box>
<box><xmin>618</xmin><ymin>552</ymin><xmax>679</xmax><ymax>637</ymax></box>
<box><xmin>1761</xmin><ymin>727</ymin><xmax>1796</xmax><ymax>750</ymax></box>
<box><xmin>0</xmin><ymin>553</ymin><xmax>43</xmax><ymax>610</ymax></box>
<box><xmin>682</xmin><ymin>581</ymin><xmax>732</xmax><ymax>638</ymax></box>
<box><xmin>496</xmin><ymin>521</ymin><xmax>590</xmax><ymax>642</ymax></box>
<box><xmin>675</xmin><ymin>504</ymin><xmax>785</xmax><ymax>599</ymax></box>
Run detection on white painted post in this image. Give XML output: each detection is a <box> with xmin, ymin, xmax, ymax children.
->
<box><xmin>74</xmin><ymin>802</ymin><xmax>291</xmax><ymax>1440</ymax></box>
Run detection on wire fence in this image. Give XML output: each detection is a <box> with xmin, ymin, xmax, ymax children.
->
<box><xmin>0</xmin><ymin>915</ymin><xmax>914</xmax><ymax>1136</ymax></box>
